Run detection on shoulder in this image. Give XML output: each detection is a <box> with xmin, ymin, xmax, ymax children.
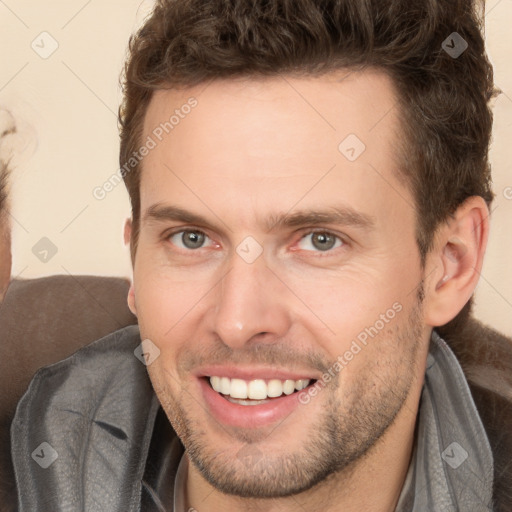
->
<box><xmin>10</xmin><ymin>325</ymin><xmax>161</xmax><ymax>511</ymax></box>
<box><xmin>12</xmin><ymin>325</ymin><xmax>151</xmax><ymax>428</ymax></box>
<box><xmin>17</xmin><ymin>324</ymin><xmax>144</xmax><ymax>393</ymax></box>
<box><xmin>437</xmin><ymin>318</ymin><xmax>512</xmax><ymax>512</ymax></box>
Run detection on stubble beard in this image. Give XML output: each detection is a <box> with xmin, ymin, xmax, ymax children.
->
<box><xmin>150</xmin><ymin>299</ymin><xmax>423</xmax><ymax>499</ymax></box>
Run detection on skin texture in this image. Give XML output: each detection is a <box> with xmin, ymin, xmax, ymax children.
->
<box><xmin>125</xmin><ymin>70</ymin><xmax>489</xmax><ymax>512</ymax></box>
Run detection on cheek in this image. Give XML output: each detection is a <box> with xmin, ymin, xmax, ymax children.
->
<box><xmin>332</xmin><ymin>304</ymin><xmax>420</xmax><ymax>403</ymax></box>
<box><xmin>133</xmin><ymin>264</ymin><xmax>216</xmax><ymax>388</ymax></box>
<box><xmin>133</xmin><ymin>260</ymin><xmax>207</xmax><ymax>336</ymax></box>
<box><xmin>281</xmin><ymin>260</ymin><xmax>416</xmax><ymax>349</ymax></box>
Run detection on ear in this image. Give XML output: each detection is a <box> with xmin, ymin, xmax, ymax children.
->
<box><xmin>123</xmin><ymin>218</ymin><xmax>137</xmax><ymax>316</ymax></box>
<box><xmin>423</xmin><ymin>196</ymin><xmax>490</xmax><ymax>327</ymax></box>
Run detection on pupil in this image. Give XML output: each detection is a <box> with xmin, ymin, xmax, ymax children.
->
<box><xmin>183</xmin><ymin>231</ymin><xmax>205</xmax><ymax>249</ymax></box>
<box><xmin>312</xmin><ymin>233</ymin><xmax>335</xmax><ymax>251</ymax></box>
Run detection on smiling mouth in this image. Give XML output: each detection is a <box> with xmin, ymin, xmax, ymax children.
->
<box><xmin>206</xmin><ymin>376</ymin><xmax>316</xmax><ymax>405</ymax></box>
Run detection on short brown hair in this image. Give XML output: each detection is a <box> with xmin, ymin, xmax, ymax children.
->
<box><xmin>119</xmin><ymin>0</ymin><xmax>496</xmax><ymax>323</ymax></box>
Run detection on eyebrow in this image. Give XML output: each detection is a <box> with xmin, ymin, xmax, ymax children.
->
<box><xmin>143</xmin><ymin>203</ymin><xmax>375</xmax><ymax>232</ymax></box>
<box><xmin>266</xmin><ymin>207</ymin><xmax>375</xmax><ymax>232</ymax></box>
<box><xmin>144</xmin><ymin>204</ymin><xmax>210</xmax><ymax>226</ymax></box>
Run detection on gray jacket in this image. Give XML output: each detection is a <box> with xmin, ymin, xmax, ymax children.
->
<box><xmin>9</xmin><ymin>326</ymin><xmax>508</xmax><ymax>511</ymax></box>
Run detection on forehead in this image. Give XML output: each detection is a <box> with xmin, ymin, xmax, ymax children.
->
<box><xmin>143</xmin><ymin>69</ymin><xmax>399</xmax><ymax>155</ymax></box>
<box><xmin>139</xmin><ymin>70</ymin><xmax>412</xmax><ymax>230</ymax></box>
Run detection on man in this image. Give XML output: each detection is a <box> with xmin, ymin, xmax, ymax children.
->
<box><xmin>10</xmin><ymin>0</ymin><xmax>512</xmax><ymax>511</ymax></box>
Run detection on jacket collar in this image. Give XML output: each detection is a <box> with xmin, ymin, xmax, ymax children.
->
<box><xmin>395</xmin><ymin>330</ymin><xmax>494</xmax><ymax>511</ymax></box>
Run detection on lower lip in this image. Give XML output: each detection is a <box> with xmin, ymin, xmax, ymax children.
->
<box><xmin>199</xmin><ymin>378</ymin><xmax>308</xmax><ymax>429</ymax></box>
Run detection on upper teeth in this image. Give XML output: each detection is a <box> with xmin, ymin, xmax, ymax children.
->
<box><xmin>209</xmin><ymin>376</ymin><xmax>310</xmax><ymax>400</ymax></box>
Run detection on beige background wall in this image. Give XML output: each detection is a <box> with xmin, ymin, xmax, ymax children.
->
<box><xmin>0</xmin><ymin>0</ymin><xmax>511</xmax><ymax>335</ymax></box>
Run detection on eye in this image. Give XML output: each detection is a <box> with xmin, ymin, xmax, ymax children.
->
<box><xmin>297</xmin><ymin>231</ymin><xmax>343</xmax><ymax>252</ymax></box>
<box><xmin>168</xmin><ymin>229</ymin><xmax>212</xmax><ymax>250</ymax></box>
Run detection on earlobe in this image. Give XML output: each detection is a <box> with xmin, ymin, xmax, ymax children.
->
<box><xmin>424</xmin><ymin>196</ymin><xmax>490</xmax><ymax>327</ymax></box>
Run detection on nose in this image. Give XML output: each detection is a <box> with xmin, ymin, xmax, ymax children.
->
<box><xmin>211</xmin><ymin>252</ymin><xmax>291</xmax><ymax>349</ymax></box>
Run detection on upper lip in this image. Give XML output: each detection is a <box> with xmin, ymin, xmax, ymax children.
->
<box><xmin>193</xmin><ymin>365</ymin><xmax>319</xmax><ymax>381</ymax></box>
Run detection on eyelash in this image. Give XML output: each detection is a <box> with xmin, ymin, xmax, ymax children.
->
<box><xmin>164</xmin><ymin>228</ymin><xmax>348</xmax><ymax>255</ymax></box>
<box><xmin>165</xmin><ymin>229</ymin><xmax>218</xmax><ymax>252</ymax></box>
<box><xmin>294</xmin><ymin>230</ymin><xmax>346</xmax><ymax>254</ymax></box>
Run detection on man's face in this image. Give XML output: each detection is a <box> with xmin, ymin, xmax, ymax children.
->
<box><xmin>131</xmin><ymin>71</ymin><xmax>431</xmax><ymax>497</ymax></box>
